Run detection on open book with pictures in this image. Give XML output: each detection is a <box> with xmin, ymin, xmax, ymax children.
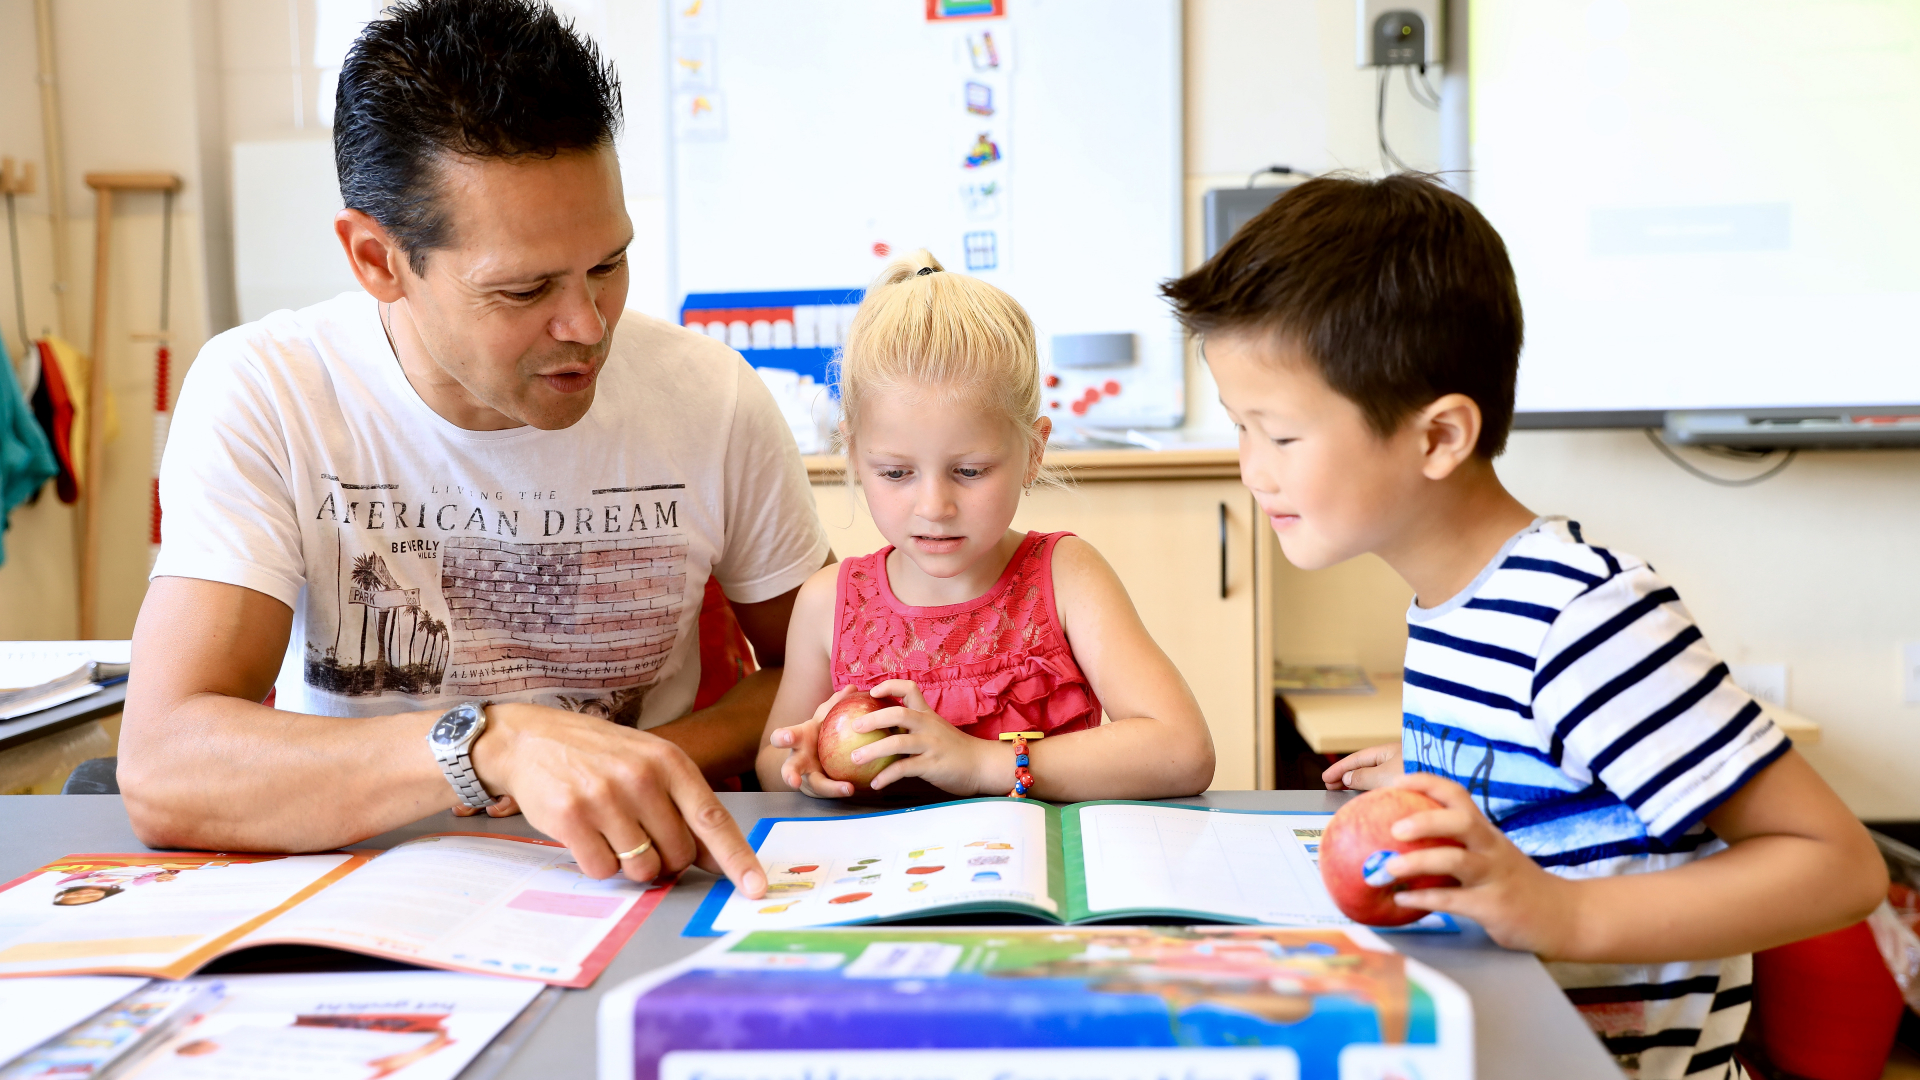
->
<box><xmin>0</xmin><ymin>833</ymin><xmax>670</xmax><ymax>988</ymax></box>
<box><xmin>686</xmin><ymin>798</ymin><xmax>1454</xmax><ymax>936</ymax></box>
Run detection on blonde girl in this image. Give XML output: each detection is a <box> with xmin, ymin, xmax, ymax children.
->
<box><xmin>756</xmin><ymin>251</ymin><xmax>1214</xmax><ymax>800</ymax></box>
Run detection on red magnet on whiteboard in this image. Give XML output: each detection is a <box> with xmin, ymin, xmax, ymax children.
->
<box><xmin>1070</xmin><ymin>400</ymin><xmax>1089</xmax><ymax>416</ymax></box>
<box><xmin>1044</xmin><ymin>374</ymin><xmax>1059</xmax><ymax>388</ymax></box>
<box><xmin>872</xmin><ymin>242</ymin><xmax>891</xmax><ymax>258</ymax></box>
<box><xmin>1104</xmin><ymin>380</ymin><xmax>1121</xmax><ymax>395</ymax></box>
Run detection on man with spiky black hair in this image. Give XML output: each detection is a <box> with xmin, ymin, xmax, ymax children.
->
<box><xmin>123</xmin><ymin>0</ymin><xmax>822</xmax><ymax>903</ymax></box>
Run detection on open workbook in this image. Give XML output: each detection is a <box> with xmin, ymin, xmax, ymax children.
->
<box><xmin>0</xmin><ymin>833</ymin><xmax>670</xmax><ymax>988</ymax></box>
<box><xmin>687</xmin><ymin>798</ymin><xmax>1452</xmax><ymax>935</ymax></box>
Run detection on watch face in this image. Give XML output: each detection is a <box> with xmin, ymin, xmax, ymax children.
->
<box><xmin>431</xmin><ymin>704</ymin><xmax>480</xmax><ymax>747</ymax></box>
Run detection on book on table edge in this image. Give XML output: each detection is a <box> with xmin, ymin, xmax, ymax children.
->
<box><xmin>597</xmin><ymin>925</ymin><xmax>1474</xmax><ymax>1080</ymax></box>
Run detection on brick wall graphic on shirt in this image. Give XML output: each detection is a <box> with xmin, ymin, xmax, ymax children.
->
<box><xmin>439</xmin><ymin>534</ymin><xmax>688</xmax><ymax>706</ymax></box>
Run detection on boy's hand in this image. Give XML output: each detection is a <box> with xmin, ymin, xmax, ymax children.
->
<box><xmin>770</xmin><ymin>687</ymin><xmax>857</xmax><ymax>799</ymax></box>
<box><xmin>857</xmin><ymin>680</ymin><xmax>1002</xmax><ymax>796</ymax></box>
<box><xmin>1375</xmin><ymin>773</ymin><xmax>1577</xmax><ymax>957</ymax></box>
<box><xmin>1323</xmin><ymin>743</ymin><xmax>1403</xmax><ymax>790</ymax></box>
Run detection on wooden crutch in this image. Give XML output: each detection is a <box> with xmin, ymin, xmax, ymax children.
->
<box><xmin>79</xmin><ymin>171</ymin><xmax>179</xmax><ymax>639</ymax></box>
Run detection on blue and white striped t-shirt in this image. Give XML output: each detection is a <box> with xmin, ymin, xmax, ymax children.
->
<box><xmin>1401</xmin><ymin>517</ymin><xmax>1788</xmax><ymax>1080</ymax></box>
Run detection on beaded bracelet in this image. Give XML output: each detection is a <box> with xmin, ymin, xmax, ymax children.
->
<box><xmin>999</xmin><ymin>731</ymin><xmax>1045</xmax><ymax>798</ymax></box>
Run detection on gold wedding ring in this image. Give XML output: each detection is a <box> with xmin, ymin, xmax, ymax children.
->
<box><xmin>615</xmin><ymin>840</ymin><xmax>653</xmax><ymax>861</ymax></box>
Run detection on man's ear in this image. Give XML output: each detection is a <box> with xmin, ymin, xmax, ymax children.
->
<box><xmin>1415</xmin><ymin>393</ymin><xmax>1483</xmax><ymax>481</ymax></box>
<box><xmin>334</xmin><ymin>209</ymin><xmax>408</xmax><ymax>303</ymax></box>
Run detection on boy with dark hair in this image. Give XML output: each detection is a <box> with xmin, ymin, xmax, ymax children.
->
<box><xmin>1165</xmin><ymin>173</ymin><xmax>1884</xmax><ymax>1080</ymax></box>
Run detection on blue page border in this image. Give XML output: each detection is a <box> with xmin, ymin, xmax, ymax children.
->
<box><xmin>682</xmin><ymin>799</ymin><xmax>1022</xmax><ymax>937</ymax></box>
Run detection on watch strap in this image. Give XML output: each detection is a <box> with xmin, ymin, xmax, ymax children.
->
<box><xmin>432</xmin><ymin>704</ymin><xmax>498</xmax><ymax>809</ymax></box>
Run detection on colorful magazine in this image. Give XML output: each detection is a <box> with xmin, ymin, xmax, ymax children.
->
<box><xmin>599</xmin><ymin>926</ymin><xmax>1473</xmax><ymax>1080</ymax></box>
<box><xmin>686</xmin><ymin>798</ymin><xmax>1453</xmax><ymax>935</ymax></box>
<box><xmin>0</xmin><ymin>834</ymin><xmax>670</xmax><ymax>987</ymax></box>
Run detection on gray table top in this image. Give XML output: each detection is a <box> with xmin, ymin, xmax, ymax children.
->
<box><xmin>1</xmin><ymin>792</ymin><xmax>1620</xmax><ymax>1079</ymax></box>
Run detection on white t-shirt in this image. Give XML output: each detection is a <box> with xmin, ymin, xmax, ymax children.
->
<box><xmin>154</xmin><ymin>291</ymin><xmax>830</xmax><ymax>728</ymax></box>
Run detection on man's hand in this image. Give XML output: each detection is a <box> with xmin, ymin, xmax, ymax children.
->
<box><xmin>1322</xmin><ymin>742</ymin><xmax>1403</xmax><ymax>790</ymax></box>
<box><xmin>451</xmin><ymin>795</ymin><xmax>521</xmax><ymax>819</ymax></box>
<box><xmin>474</xmin><ymin>703</ymin><xmax>767</xmax><ymax>898</ymax></box>
<box><xmin>1371</xmin><ymin>773</ymin><xmax>1575</xmax><ymax>956</ymax></box>
<box><xmin>860</xmin><ymin>680</ymin><xmax>1002</xmax><ymax>796</ymax></box>
<box><xmin>769</xmin><ymin>686</ymin><xmax>856</xmax><ymax>799</ymax></box>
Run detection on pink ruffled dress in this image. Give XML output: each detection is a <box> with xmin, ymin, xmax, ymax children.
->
<box><xmin>831</xmin><ymin>530</ymin><xmax>1101</xmax><ymax>739</ymax></box>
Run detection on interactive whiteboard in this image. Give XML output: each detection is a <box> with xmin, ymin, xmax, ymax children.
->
<box><xmin>1470</xmin><ymin>0</ymin><xmax>1920</xmax><ymax>420</ymax></box>
<box><xmin>664</xmin><ymin>0</ymin><xmax>1185</xmax><ymax>428</ymax></box>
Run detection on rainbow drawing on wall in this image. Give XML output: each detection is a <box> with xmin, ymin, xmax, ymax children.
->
<box><xmin>926</xmin><ymin>0</ymin><xmax>1004</xmax><ymax>20</ymax></box>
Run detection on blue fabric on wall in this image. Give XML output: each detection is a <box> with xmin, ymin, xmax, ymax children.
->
<box><xmin>0</xmin><ymin>336</ymin><xmax>58</xmax><ymax>566</ymax></box>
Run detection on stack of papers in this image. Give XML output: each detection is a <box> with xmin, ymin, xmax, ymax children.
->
<box><xmin>0</xmin><ymin>641</ymin><xmax>131</xmax><ymax>720</ymax></box>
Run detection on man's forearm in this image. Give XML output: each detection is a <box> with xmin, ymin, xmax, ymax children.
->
<box><xmin>649</xmin><ymin>667</ymin><xmax>783</xmax><ymax>782</ymax></box>
<box><xmin>120</xmin><ymin>693</ymin><xmax>454</xmax><ymax>853</ymax></box>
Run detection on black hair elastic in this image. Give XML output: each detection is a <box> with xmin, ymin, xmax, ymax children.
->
<box><xmin>917</xmin><ymin>266</ymin><xmax>940</xmax><ymax>276</ymax></box>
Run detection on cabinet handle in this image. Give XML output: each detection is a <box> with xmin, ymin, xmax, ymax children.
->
<box><xmin>1218</xmin><ymin>501</ymin><xmax>1229</xmax><ymax>599</ymax></box>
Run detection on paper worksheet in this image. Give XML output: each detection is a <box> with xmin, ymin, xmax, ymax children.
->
<box><xmin>0</xmin><ymin>974</ymin><xmax>151</xmax><ymax>1066</ymax></box>
<box><xmin>116</xmin><ymin>972</ymin><xmax>543</xmax><ymax>1080</ymax></box>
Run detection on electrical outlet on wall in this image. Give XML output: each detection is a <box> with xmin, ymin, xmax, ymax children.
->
<box><xmin>1903</xmin><ymin>643</ymin><xmax>1920</xmax><ymax>705</ymax></box>
<box><xmin>1728</xmin><ymin>663</ymin><xmax>1788</xmax><ymax>709</ymax></box>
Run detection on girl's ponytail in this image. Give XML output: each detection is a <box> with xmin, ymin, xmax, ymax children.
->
<box><xmin>836</xmin><ymin>249</ymin><xmax>1051</xmax><ymax>485</ymax></box>
<box><xmin>864</xmin><ymin>249</ymin><xmax>947</xmax><ymax>295</ymax></box>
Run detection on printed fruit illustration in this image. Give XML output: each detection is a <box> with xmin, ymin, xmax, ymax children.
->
<box><xmin>1319</xmin><ymin>788</ymin><xmax>1463</xmax><ymax>926</ymax></box>
<box><xmin>905</xmin><ymin>865</ymin><xmax>944</xmax><ymax>875</ymax></box>
<box><xmin>759</xmin><ymin>902</ymin><xmax>798</xmax><ymax>914</ymax></box>
<box><xmin>766</xmin><ymin>882</ymin><xmax>814</xmax><ymax>895</ymax></box>
<box><xmin>785</xmin><ymin>865</ymin><xmax>819</xmax><ymax>874</ymax></box>
<box><xmin>908</xmin><ymin>881</ymin><xmax>928</xmax><ymax>892</ymax></box>
<box><xmin>817</xmin><ymin>693</ymin><xmax>904</xmax><ymax>792</ymax></box>
<box><xmin>828</xmin><ymin>892</ymin><xmax>872</xmax><ymax>904</ymax></box>
<box><xmin>972</xmin><ymin>871</ymin><xmax>1001</xmax><ymax>882</ymax></box>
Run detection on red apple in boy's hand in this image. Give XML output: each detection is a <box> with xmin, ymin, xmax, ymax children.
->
<box><xmin>816</xmin><ymin>693</ymin><xmax>903</xmax><ymax>793</ymax></box>
<box><xmin>1320</xmin><ymin>787</ymin><xmax>1464</xmax><ymax>926</ymax></box>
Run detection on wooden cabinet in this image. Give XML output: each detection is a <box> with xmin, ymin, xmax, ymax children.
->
<box><xmin>806</xmin><ymin>449</ymin><xmax>1276</xmax><ymax>790</ymax></box>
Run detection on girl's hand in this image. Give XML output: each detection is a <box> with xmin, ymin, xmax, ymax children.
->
<box><xmin>1375</xmin><ymin>772</ymin><xmax>1576</xmax><ymax>957</ymax></box>
<box><xmin>856</xmin><ymin>679</ymin><xmax>1004</xmax><ymax>796</ymax></box>
<box><xmin>1322</xmin><ymin>742</ymin><xmax>1403</xmax><ymax>791</ymax></box>
<box><xmin>770</xmin><ymin>687</ymin><xmax>858</xmax><ymax>799</ymax></box>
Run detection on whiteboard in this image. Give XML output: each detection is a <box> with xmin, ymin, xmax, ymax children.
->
<box><xmin>232</xmin><ymin>140</ymin><xmax>360</xmax><ymax>325</ymax></box>
<box><xmin>1471</xmin><ymin>0</ymin><xmax>1920</xmax><ymax>418</ymax></box>
<box><xmin>665</xmin><ymin>0</ymin><xmax>1185</xmax><ymax>428</ymax></box>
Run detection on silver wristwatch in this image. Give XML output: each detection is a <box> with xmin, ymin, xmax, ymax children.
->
<box><xmin>428</xmin><ymin>702</ymin><xmax>499</xmax><ymax>808</ymax></box>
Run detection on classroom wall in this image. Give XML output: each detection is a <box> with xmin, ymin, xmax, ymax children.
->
<box><xmin>0</xmin><ymin>0</ymin><xmax>221</xmax><ymax>641</ymax></box>
<box><xmin>1183</xmin><ymin>0</ymin><xmax>1920</xmax><ymax>819</ymax></box>
<box><xmin>3</xmin><ymin>0</ymin><xmax>1915</xmax><ymax>818</ymax></box>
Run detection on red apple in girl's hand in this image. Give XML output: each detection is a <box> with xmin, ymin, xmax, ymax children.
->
<box><xmin>1320</xmin><ymin>787</ymin><xmax>1464</xmax><ymax>926</ymax></box>
<box><xmin>816</xmin><ymin>693</ymin><xmax>903</xmax><ymax>793</ymax></box>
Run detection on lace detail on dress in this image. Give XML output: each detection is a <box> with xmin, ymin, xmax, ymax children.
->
<box><xmin>831</xmin><ymin>532</ymin><xmax>1101</xmax><ymax>739</ymax></box>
